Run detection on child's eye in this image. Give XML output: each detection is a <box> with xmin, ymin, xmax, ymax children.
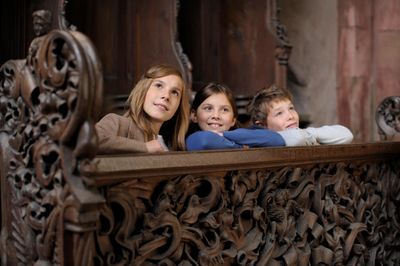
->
<box><xmin>275</xmin><ymin>111</ymin><xmax>282</xmax><ymax>116</ymax></box>
<box><xmin>171</xmin><ymin>89</ymin><xmax>180</xmax><ymax>97</ymax></box>
<box><xmin>203</xmin><ymin>106</ymin><xmax>213</xmax><ymax>111</ymax></box>
<box><xmin>223</xmin><ymin>107</ymin><xmax>231</xmax><ymax>112</ymax></box>
<box><xmin>154</xmin><ymin>82</ymin><xmax>163</xmax><ymax>88</ymax></box>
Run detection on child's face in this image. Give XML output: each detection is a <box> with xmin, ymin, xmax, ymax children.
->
<box><xmin>265</xmin><ymin>99</ymin><xmax>299</xmax><ymax>131</ymax></box>
<box><xmin>143</xmin><ymin>74</ymin><xmax>183</xmax><ymax>126</ymax></box>
<box><xmin>191</xmin><ymin>93</ymin><xmax>236</xmax><ymax>134</ymax></box>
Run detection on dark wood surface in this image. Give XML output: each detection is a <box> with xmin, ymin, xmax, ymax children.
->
<box><xmin>86</xmin><ymin>142</ymin><xmax>400</xmax><ymax>265</ymax></box>
<box><xmin>88</xmin><ymin>141</ymin><xmax>400</xmax><ymax>185</ymax></box>
<box><xmin>179</xmin><ymin>0</ymin><xmax>288</xmax><ymax>94</ymax></box>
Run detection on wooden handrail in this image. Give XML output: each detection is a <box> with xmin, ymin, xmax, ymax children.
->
<box><xmin>87</xmin><ymin>141</ymin><xmax>400</xmax><ymax>186</ymax></box>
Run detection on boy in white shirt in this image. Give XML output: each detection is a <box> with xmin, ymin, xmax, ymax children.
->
<box><xmin>245</xmin><ymin>84</ymin><xmax>354</xmax><ymax>146</ymax></box>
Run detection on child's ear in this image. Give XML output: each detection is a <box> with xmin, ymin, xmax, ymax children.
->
<box><xmin>255</xmin><ymin>120</ymin><xmax>266</xmax><ymax>128</ymax></box>
<box><xmin>230</xmin><ymin>117</ymin><xmax>237</xmax><ymax>128</ymax></box>
<box><xmin>190</xmin><ymin>110</ymin><xmax>198</xmax><ymax>123</ymax></box>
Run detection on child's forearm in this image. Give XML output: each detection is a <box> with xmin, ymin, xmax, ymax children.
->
<box><xmin>223</xmin><ymin>128</ymin><xmax>285</xmax><ymax>147</ymax></box>
<box><xmin>277</xmin><ymin>128</ymin><xmax>318</xmax><ymax>146</ymax></box>
<box><xmin>305</xmin><ymin>125</ymin><xmax>354</xmax><ymax>144</ymax></box>
<box><xmin>186</xmin><ymin>131</ymin><xmax>241</xmax><ymax>151</ymax></box>
<box><xmin>278</xmin><ymin>125</ymin><xmax>354</xmax><ymax>146</ymax></box>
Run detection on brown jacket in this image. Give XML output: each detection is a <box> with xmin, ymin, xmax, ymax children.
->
<box><xmin>95</xmin><ymin>113</ymin><xmax>148</xmax><ymax>154</ymax></box>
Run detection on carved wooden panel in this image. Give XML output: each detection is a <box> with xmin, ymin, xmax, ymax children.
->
<box><xmin>94</xmin><ymin>161</ymin><xmax>399</xmax><ymax>264</ymax></box>
<box><xmin>87</xmin><ymin>144</ymin><xmax>400</xmax><ymax>265</ymax></box>
<box><xmin>0</xmin><ymin>29</ymin><xmax>104</xmax><ymax>265</ymax></box>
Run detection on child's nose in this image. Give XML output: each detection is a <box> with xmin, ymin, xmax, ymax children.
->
<box><xmin>160</xmin><ymin>91</ymin><xmax>170</xmax><ymax>101</ymax></box>
<box><xmin>287</xmin><ymin>111</ymin><xmax>295</xmax><ymax>119</ymax></box>
<box><xmin>211</xmin><ymin>111</ymin><xmax>221</xmax><ymax>119</ymax></box>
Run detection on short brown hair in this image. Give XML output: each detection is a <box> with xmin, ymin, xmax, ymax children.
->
<box><xmin>247</xmin><ymin>84</ymin><xmax>294</xmax><ymax>125</ymax></box>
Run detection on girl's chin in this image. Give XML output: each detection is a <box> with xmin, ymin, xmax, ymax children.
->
<box><xmin>208</xmin><ymin>129</ymin><xmax>224</xmax><ymax>135</ymax></box>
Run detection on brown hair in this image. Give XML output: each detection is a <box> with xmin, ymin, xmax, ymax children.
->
<box><xmin>188</xmin><ymin>82</ymin><xmax>238</xmax><ymax>134</ymax></box>
<box><xmin>127</xmin><ymin>64</ymin><xmax>190</xmax><ymax>150</ymax></box>
<box><xmin>247</xmin><ymin>84</ymin><xmax>294</xmax><ymax>126</ymax></box>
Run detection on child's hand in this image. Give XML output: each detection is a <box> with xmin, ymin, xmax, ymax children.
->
<box><xmin>146</xmin><ymin>140</ymin><xmax>167</xmax><ymax>153</ymax></box>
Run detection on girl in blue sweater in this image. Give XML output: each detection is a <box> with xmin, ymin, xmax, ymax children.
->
<box><xmin>186</xmin><ymin>83</ymin><xmax>285</xmax><ymax>151</ymax></box>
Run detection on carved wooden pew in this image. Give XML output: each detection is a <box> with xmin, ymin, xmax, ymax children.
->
<box><xmin>1</xmin><ymin>29</ymin><xmax>400</xmax><ymax>265</ymax></box>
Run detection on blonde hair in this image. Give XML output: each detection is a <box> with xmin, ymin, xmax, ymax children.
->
<box><xmin>127</xmin><ymin>64</ymin><xmax>190</xmax><ymax>150</ymax></box>
<box><xmin>247</xmin><ymin>84</ymin><xmax>294</xmax><ymax>126</ymax></box>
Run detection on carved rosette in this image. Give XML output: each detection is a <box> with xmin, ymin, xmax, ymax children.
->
<box><xmin>0</xmin><ymin>30</ymin><xmax>104</xmax><ymax>265</ymax></box>
<box><xmin>95</xmin><ymin>161</ymin><xmax>400</xmax><ymax>265</ymax></box>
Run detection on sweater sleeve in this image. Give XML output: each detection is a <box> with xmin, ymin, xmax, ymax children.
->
<box><xmin>305</xmin><ymin>125</ymin><xmax>354</xmax><ymax>144</ymax></box>
<box><xmin>223</xmin><ymin>128</ymin><xmax>285</xmax><ymax>147</ymax></box>
<box><xmin>186</xmin><ymin>131</ymin><xmax>242</xmax><ymax>151</ymax></box>
<box><xmin>277</xmin><ymin>128</ymin><xmax>318</xmax><ymax>146</ymax></box>
<box><xmin>95</xmin><ymin>113</ymin><xmax>148</xmax><ymax>154</ymax></box>
<box><xmin>278</xmin><ymin>125</ymin><xmax>354</xmax><ymax>146</ymax></box>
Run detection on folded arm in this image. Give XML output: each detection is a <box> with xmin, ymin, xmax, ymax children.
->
<box><xmin>96</xmin><ymin>114</ymin><xmax>148</xmax><ymax>153</ymax></box>
<box><xmin>305</xmin><ymin>125</ymin><xmax>354</xmax><ymax>144</ymax></box>
<box><xmin>223</xmin><ymin>128</ymin><xmax>285</xmax><ymax>147</ymax></box>
<box><xmin>278</xmin><ymin>125</ymin><xmax>354</xmax><ymax>146</ymax></box>
<box><xmin>186</xmin><ymin>131</ymin><xmax>242</xmax><ymax>151</ymax></box>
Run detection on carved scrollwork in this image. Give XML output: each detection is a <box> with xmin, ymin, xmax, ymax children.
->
<box><xmin>0</xmin><ymin>60</ymin><xmax>25</xmax><ymax>134</ymax></box>
<box><xmin>95</xmin><ymin>160</ymin><xmax>400</xmax><ymax>265</ymax></box>
<box><xmin>376</xmin><ymin>96</ymin><xmax>400</xmax><ymax>140</ymax></box>
<box><xmin>0</xmin><ymin>28</ymin><xmax>104</xmax><ymax>265</ymax></box>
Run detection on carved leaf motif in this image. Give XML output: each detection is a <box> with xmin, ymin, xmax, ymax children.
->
<box><xmin>94</xmin><ymin>159</ymin><xmax>400</xmax><ymax>265</ymax></box>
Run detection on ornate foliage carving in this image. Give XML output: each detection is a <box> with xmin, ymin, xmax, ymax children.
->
<box><xmin>95</xmin><ymin>160</ymin><xmax>400</xmax><ymax>265</ymax></box>
<box><xmin>0</xmin><ymin>29</ymin><xmax>104</xmax><ymax>265</ymax></box>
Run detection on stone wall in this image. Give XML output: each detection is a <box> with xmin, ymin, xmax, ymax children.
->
<box><xmin>279</xmin><ymin>0</ymin><xmax>338</xmax><ymax>128</ymax></box>
<box><xmin>280</xmin><ymin>0</ymin><xmax>400</xmax><ymax>141</ymax></box>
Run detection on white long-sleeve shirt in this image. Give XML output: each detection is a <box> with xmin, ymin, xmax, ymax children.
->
<box><xmin>278</xmin><ymin>125</ymin><xmax>354</xmax><ymax>146</ymax></box>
